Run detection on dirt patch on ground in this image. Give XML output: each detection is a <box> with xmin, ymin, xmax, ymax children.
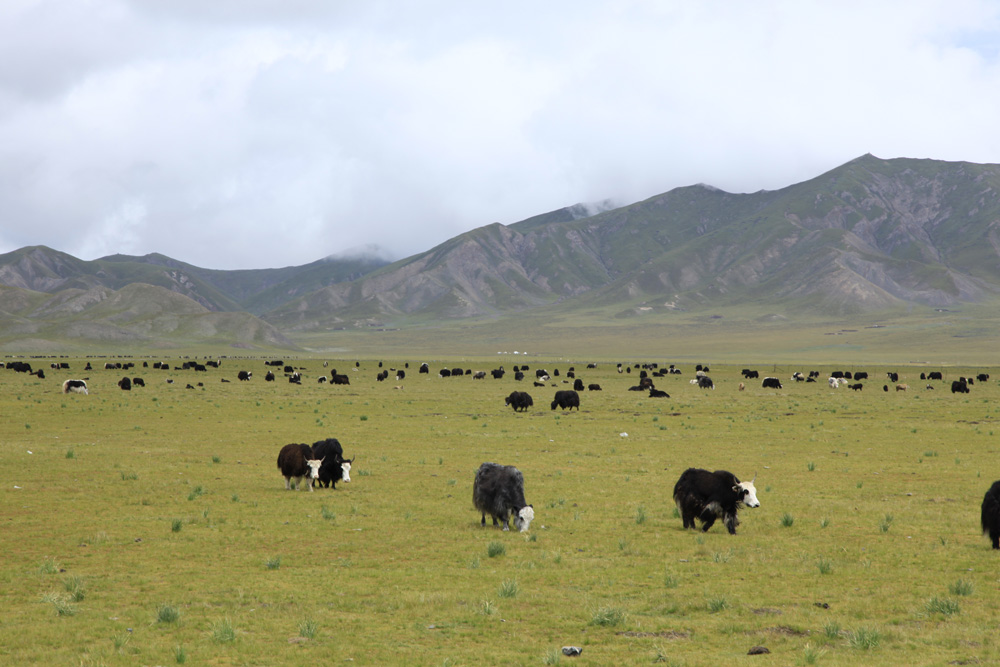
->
<box><xmin>617</xmin><ymin>630</ymin><xmax>690</xmax><ymax>640</ymax></box>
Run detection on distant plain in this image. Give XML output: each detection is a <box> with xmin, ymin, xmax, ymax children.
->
<box><xmin>3</xmin><ymin>348</ymin><xmax>1000</xmax><ymax>665</ymax></box>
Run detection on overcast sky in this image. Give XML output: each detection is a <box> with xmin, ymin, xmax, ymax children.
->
<box><xmin>3</xmin><ymin>1</ymin><xmax>1000</xmax><ymax>270</ymax></box>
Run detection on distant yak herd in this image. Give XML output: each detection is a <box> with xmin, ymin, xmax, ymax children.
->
<box><xmin>8</xmin><ymin>357</ymin><xmax>1000</xmax><ymax>546</ymax></box>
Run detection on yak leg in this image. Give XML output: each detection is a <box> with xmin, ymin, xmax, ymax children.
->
<box><xmin>723</xmin><ymin>513</ymin><xmax>739</xmax><ymax>535</ymax></box>
<box><xmin>699</xmin><ymin>508</ymin><xmax>717</xmax><ymax>532</ymax></box>
<box><xmin>991</xmin><ymin>528</ymin><xmax>1000</xmax><ymax>549</ymax></box>
<box><xmin>284</xmin><ymin>476</ymin><xmax>292</xmax><ymax>490</ymax></box>
<box><xmin>481</xmin><ymin>513</ymin><xmax>487</xmax><ymax>527</ymax></box>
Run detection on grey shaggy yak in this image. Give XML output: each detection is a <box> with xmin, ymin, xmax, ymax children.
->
<box><xmin>473</xmin><ymin>462</ymin><xmax>535</xmax><ymax>532</ymax></box>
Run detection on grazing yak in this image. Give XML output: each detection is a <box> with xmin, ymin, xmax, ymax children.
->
<box><xmin>551</xmin><ymin>390</ymin><xmax>580</xmax><ymax>411</ymax></box>
<box><xmin>761</xmin><ymin>377</ymin><xmax>782</xmax><ymax>389</ymax></box>
<box><xmin>588</xmin><ymin>384</ymin><xmax>602</xmax><ymax>391</ymax></box>
<box><xmin>62</xmin><ymin>379</ymin><xmax>88</xmax><ymax>394</ymax></box>
<box><xmin>673</xmin><ymin>468</ymin><xmax>760</xmax><ymax>535</ymax></box>
<box><xmin>117</xmin><ymin>376</ymin><xmax>132</xmax><ymax>391</ymax></box>
<box><xmin>277</xmin><ymin>443</ymin><xmax>324</xmax><ymax>491</ymax></box>
<box><xmin>473</xmin><ymin>462</ymin><xmax>534</xmax><ymax>532</ymax></box>
<box><xmin>952</xmin><ymin>379</ymin><xmax>970</xmax><ymax>394</ymax></box>
<box><xmin>505</xmin><ymin>391</ymin><xmax>534</xmax><ymax>412</ymax></box>
<box><xmin>573</xmin><ymin>378</ymin><xmax>585</xmax><ymax>391</ymax></box>
<box><xmin>237</xmin><ymin>370</ymin><xmax>252</xmax><ymax>381</ymax></box>
<box><xmin>981</xmin><ymin>481</ymin><xmax>1000</xmax><ymax>549</ymax></box>
<box><xmin>697</xmin><ymin>375</ymin><xmax>714</xmax><ymax>389</ymax></box>
<box><xmin>311</xmin><ymin>438</ymin><xmax>354</xmax><ymax>489</ymax></box>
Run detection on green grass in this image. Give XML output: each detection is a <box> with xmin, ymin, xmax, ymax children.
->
<box><xmin>4</xmin><ymin>356</ymin><xmax>1000</xmax><ymax>664</ymax></box>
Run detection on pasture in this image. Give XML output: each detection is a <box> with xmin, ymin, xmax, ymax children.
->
<box><xmin>2</xmin><ymin>358</ymin><xmax>999</xmax><ymax>666</ymax></box>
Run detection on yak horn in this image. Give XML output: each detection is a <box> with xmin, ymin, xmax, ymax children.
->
<box><xmin>751</xmin><ymin>471</ymin><xmax>757</xmax><ymax>483</ymax></box>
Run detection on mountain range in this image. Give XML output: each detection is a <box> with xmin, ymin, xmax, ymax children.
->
<box><xmin>2</xmin><ymin>154</ymin><xmax>999</xmax><ymax>351</ymax></box>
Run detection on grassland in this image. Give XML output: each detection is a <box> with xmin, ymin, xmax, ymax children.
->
<box><xmin>2</xmin><ymin>356</ymin><xmax>1000</xmax><ymax>666</ymax></box>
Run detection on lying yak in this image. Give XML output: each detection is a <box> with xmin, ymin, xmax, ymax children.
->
<box><xmin>473</xmin><ymin>462</ymin><xmax>534</xmax><ymax>532</ymax></box>
<box><xmin>673</xmin><ymin>468</ymin><xmax>760</xmax><ymax>535</ymax></box>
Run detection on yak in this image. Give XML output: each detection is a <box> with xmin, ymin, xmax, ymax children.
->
<box><xmin>277</xmin><ymin>443</ymin><xmax>323</xmax><ymax>491</ymax></box>
<box><xmin>473</xmin><ymin>462</ymin><xmax>534</xmax><ymax>532</ymax></box>
<box><xmin>551</xmin><ymin>390</ymin><xmax>580</xmax><ymax>411</ymax></box>
<box><xmin>673</xmin><ymin>468</ymin><xmax>760</xmax><ymax>535</ymax></box>
<box><xmin>311</xmin><ymin>438</ymin><xmax>354</xmax><ymax>489</ymax></box>
<box><xmin>505</xmin><ymin>391</ymin><xmax>534</xmax><ymax>412</ymax></box>
<box><xmin>981</xmin><ymin>481</ymin><xmax>1000</xmax><ymax>549</ymax></box>
<box><xmin>62</xmin><ymin>379</ymin><xmax>88</xmax><ymax>395</ymax></box>
<box><xmin>762</xmin><ymin>377</ymin><xmax>783</xmax><ymax>389</ymax></box>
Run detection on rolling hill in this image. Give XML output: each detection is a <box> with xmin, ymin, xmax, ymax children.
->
<box><xmin>3</xmin><ymin>154</ymin><xmax>1000</xmax><ymax>352</ymax></box>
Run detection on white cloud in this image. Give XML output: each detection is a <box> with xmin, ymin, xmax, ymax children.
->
<box><xmin>2</xmin><ymin>0</ymin><xmax>1000</xmax><ymax>269</ymax></box>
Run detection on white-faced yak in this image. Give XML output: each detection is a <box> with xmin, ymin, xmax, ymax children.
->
<box><xmin>277</xmin><ymin>443</ymin><xmax>324</xmax><ymax>491</ymax></box>
<box><xmin>673</xmin><ymin>468</ymin><xmax>760</xmax><ymax>535</ymax></box>
<box><xmin>473</xmin><ymin>462</ymin><xmax>534</xmax><ymax>532</ymax></box>
<box><xmin>311</xmin><ymin>438</ymin><xmax>354</xmax><ymax>489</ymax></box>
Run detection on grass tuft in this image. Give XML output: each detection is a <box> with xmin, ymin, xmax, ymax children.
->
<box><xmin>949</xmin><ymin>579</ymin><xmax>974</xmax><ymax>596</ymax></box>
<box><xmin>926</xmin><ymin>597</ymin><xmax>960</xmax><ymax>616</ymax></box>
<box><xmin>487</xmin><ymin>541</ymin><xmax>506</xmax><ymax>558</ymax></box>
<box><xmin>212</xmin><ymin>617</ymin><xmax>237</xmax><ymax>643</ymax></box>
<box><xmin>63</xmin><ymin>576</ymin><xmax>86</xmax><ymax>601</ymax></box>
<box><xmin>848</xmin><ymin>626</ymin><xmax>881</xmax><ymax>650</ymax></box>
<box><xmin>497</xmin><ymin>579</ymin><xmax>519</xmax><ymax>599</ymax></box>
<box><xmin>264</xmin><ymin>556</ymin><xmax>282</xmax><ymax>570</ymax></box>
<box><xmin>590</xmin><ymin>605</ymin><xmax>627</xmax><ymax>627</ymax></box>
<box><xmin>707</xmin><ymin>597</ymin><xmax>728</xmax><ymax>613</ymax></box>
<box><xmin>298</xmin><ymin>619</ymin><xmax>318</xmax><ymax>638</ymax></box>
<box><xmin>157</xmin><ymin>604</ymin><xmax>180</xmax><ymax>623</ymax></box>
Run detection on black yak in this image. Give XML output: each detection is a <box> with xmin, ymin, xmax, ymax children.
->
<box><xmin>761</xmin><ymin>377</ymin><xmax>782</xmax><ymax>389</ymax></box>
<box><xmin>237</xmin><ymin>370</ymin><xmax>252</xmax><ymax>381</ymax></box>
<box><xmin>982</xmin><ymin>481</ymin><xmax>1000</xmax><ymax>549</ymax></box>
<box><xmin>648</xmin><ymin>388</ymin><xmax>670</xmax><ymax>398</ymax></box>
<box><xmin>117</xmin><ymin>376</ymin><xmax>132</xmax><ymax>391</ymax></box>
<box><xmin>551</xmin><ymin>390</ymin><xmax>580</xmax><ymax>411</ymax></box>
<box><xmin>673</xmin><ymin>468</ymin><xmax>760</xmax><ymax>535</ymax></box>
<box><xmin>505</xmin><ymin>391</ymin><xmax>533</xmax><ymax>412</ymax></box>
<box><xmin>311</xmin><ymin>438</ymin><xmax>353</xmax><ymax>489</ymax></box>
<box><xmin>62</xmin><ymin>379</ymin><xmax>88</xmax><ymax>394</ymax></box>
<box><xmin>473</xmin><ymin>462</ymin><xmax>534</xmax><ymax>532</ymax></box>
<box><xmin>277</xmin><ymin>443</ymin><xmax>323</xmax><ymax>491</ymax></box>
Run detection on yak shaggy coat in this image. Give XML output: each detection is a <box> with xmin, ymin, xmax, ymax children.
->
<box><xmin>673</xmin><ymin>468</ymin><xmax>760</xmax><ymax>535</ymax></box>
<box><xmin>981</xmin><ymin>480</ymin><xmax>1000</xmax><ymax>549</ymax></box>
<box><xmin>473</xmin><ymin>462</ymin><xmax>534</xmax><ymax>532</ymax></box>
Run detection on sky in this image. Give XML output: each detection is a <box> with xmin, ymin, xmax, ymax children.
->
<box><xmin>3</xmin><ymin>0</ymin><xmax>1000</xmax><ymax>270</ymax></box>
